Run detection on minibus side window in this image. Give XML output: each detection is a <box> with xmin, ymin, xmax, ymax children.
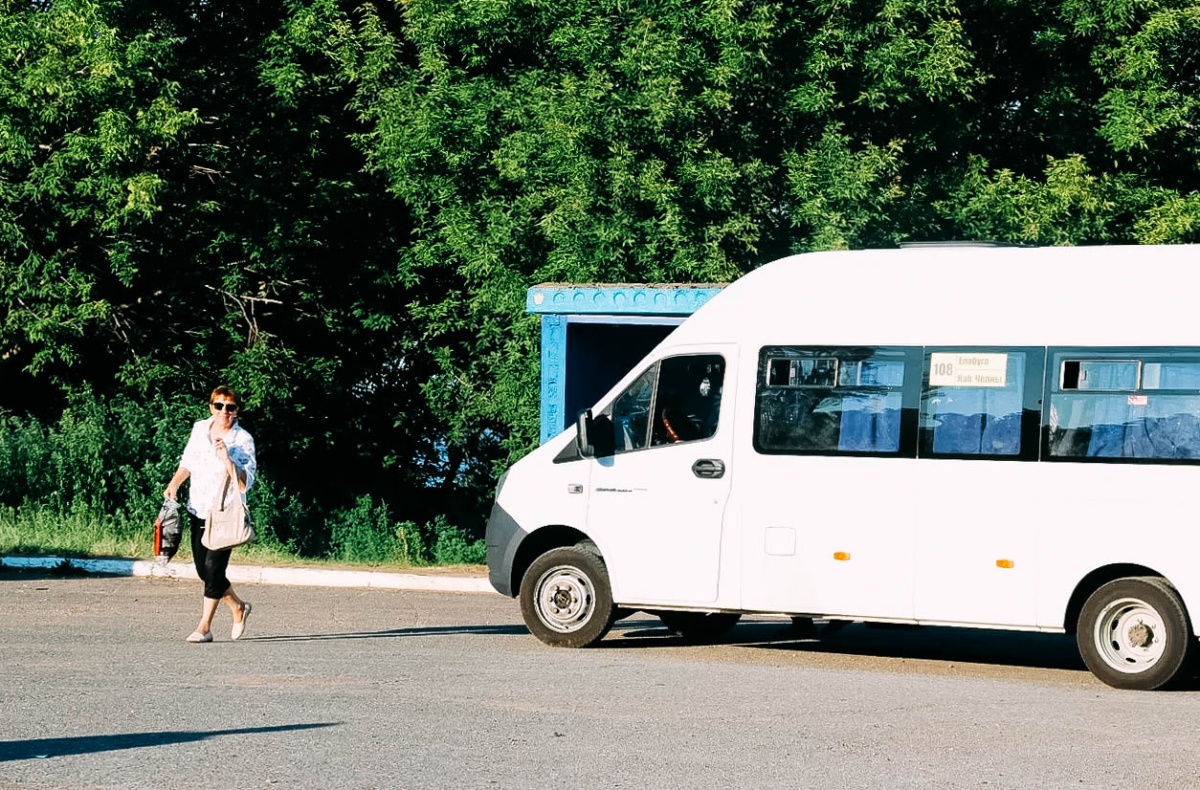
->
<box><xmin>919</xmin><ymin>349</ymin><xmax>1041</xmax><ymax>461</ymax></box>
<box><xmin>600</xmin><ymin>354</ymin><xmax>726</xmax><ymax>456</ymax></box>
<box><xmin>754</xmin><ymin>346</ymin><xmax>918</xmax><ymax>456</ymax></box>
<box><xmin>649</xmin><ymin>356</ymin><xmax>725</xmax><ymax>446</ymax></box>
<box><xmin>608</xmin><ymin>365</ymin><xmax>657</xmax><ymax>454</ymax></box>
<box><xmin>1046</xmin><ymin>348</ymin><xmax>1200</xmax><ymax>462</ymax></box>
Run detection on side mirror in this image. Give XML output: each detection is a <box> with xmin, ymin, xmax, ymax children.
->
<box><xmin>576</xmin><ymin>410</ymin><xmax>614</xmax><ymax>458</ymax></box>
<box><xmin>576</xmin><ymin>410</ymin><xmax>596</xmax><ymax>458</ymax></box>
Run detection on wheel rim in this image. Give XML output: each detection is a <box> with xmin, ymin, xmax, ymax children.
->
<box><xmin>1092</xmin><ymin>596</ymin><xmax>1168</xmax><ymax>674</ymax></box>
<box><xmin>533</xmin><ymin>564</ymin><xmax>595</xmax><ymax>634</ymax></box>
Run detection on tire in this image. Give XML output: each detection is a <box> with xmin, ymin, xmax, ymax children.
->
<box><xmin>1077</xmin><ymin>576</ymin><xmax>1195</xmax><ymax>690</ymax></box>
<box><xmin>519</xmin><ymin>547</ymin><xmax>615</xmax><ymax>648</ymax></box>
<box><xmin>656</xmin><ymin>610</ymin><xmax>742</xmax><ymax>643</ymax></box>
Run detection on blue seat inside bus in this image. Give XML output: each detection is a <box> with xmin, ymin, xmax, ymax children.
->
<box><xmin>837</xmin><ymin>395</ymin><xmax>901</xmax><ymax>452</ymax></box>
<box><xmin>931</xmin><ymin>412</ymin><xmax>1021</xmax><ymax>455</ymax></box>
<box><xmin>1072</xmin><ymin>363</ymin><xmax>1200</xmax><ymax>459</ymax></box>
<box><xmin>1087</xmin><ymin>413</ymin><xmax>1200</xmax><ymax>458</ymax></box>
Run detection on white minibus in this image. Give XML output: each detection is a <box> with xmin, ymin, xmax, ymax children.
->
<box><xmin>486</xmin><ymin>243</ymin><xmax>1200</xmax><ymax>690</ymax></box>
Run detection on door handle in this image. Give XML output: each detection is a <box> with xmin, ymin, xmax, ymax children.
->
<box><xmin>692</xmin><ymin>459</ymin><xmax>726</xmax><ymax>479</ymax></box>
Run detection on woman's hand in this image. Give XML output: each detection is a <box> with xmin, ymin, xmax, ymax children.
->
<box><xmin>214</xmin><ymin>438</ymin><xmax>243</xmax><ymax>486</ymax></box>
<box><xmin>164</xmin><ymin>468</ymin><xmax>188</xmax><ymax>501</ymax></box>
<box><xmin>213</xmin><ymin>437</ymin><xmax>230</xmax><ymax>462</ymax></box>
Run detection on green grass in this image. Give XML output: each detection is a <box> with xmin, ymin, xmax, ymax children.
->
<box><xmin>0</xmin><ymin>503</ymin><xmax>485</xmax><ymax>573</ymax></box>
<box><xmin>0</xmin><ymin>389</ymin><xmax>489</xmax><ymax>571</ymax></box>
<box><xmin>0</xmin><ymin>503</ymin><xmax>144</xmax><ymax>558</ymax></box>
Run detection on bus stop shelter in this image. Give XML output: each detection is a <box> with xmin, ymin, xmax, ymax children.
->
<box><xmin>527</xmin><ymin>283</ymin><xmax>724</xmax><ymax>443</ymax></box>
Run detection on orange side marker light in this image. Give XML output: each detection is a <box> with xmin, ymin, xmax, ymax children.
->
<box><xmin>833</xmin><ymin>551</ymin><xmax>851</xmax><ymax>561</ymax></box>
<box><xmin>996</xmin><ymin>559</ymin><xmax>1014</xmax><ymax>569</ymax></box>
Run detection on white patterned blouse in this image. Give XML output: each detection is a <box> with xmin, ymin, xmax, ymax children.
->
<box><xmin>178</xmin><ymin>417</ymin><xmax>257</xmax><ymax>519</ymax></box>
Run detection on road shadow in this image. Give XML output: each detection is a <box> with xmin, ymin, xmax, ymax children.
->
<box><xmin>249</xmin><ymin>623</ymin><xmax>529</xmax><ymax>642</ymax></box>
<box><xmin>0</xmin><ymin>566</ymin><xmax>92</xmax><ymax>581</ymax></box>
<box><xmin>0</xmin><ymin>722</ymin><xmax>338</xmax><ymax>763</ymax></box>
<box><xmin>0</xmin><ymin>568</ymin><xmax>59</xmax><ymax>582</ymax></box>
<box><xmin>258</xmin><ymin>617</ymin><xmax>1200</xmax><ymax>689</ymax></box>
<box><xmin>603</xmin><ymin>617</ymin><xmax>1089</xmax><ymax>673</ymax></box>
<box><xmin>1</xmin><ymin>557</ymin><xmax>141</xmax><ymax>578</ymax></box>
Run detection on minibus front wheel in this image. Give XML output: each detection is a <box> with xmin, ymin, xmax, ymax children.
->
<box><xmin>519</xmin><ymin>546</ymin><xmax>616</xmax><ymax>648</ymax></box>
<box><xmin>1077</xmin><ymin>576</ymin><xmax>1194</xmax><ymax>690</ymax></box>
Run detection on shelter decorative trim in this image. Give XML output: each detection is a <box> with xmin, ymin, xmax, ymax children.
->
<box><xmin>527</xmin><ymin>284</ymin><xmax>724</xmax><ymax>315</ymax></box>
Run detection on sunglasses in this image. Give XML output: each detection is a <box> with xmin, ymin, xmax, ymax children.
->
<box><xmin>211</xmin><ymin>402</ymin><xmax>239</xmax><ymax>412</ymax></box>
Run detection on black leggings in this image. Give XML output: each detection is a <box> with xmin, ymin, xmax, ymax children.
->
<box><xmin>189</xmin><ymin>513</ymin><xmax>233</xmax><ymax>600</ymax></box>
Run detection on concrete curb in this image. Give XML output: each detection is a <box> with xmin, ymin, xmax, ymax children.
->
<box><xmin>0</xmin><ymin>555</ymin><xmax>497</xmax><ymax>594</ymax></box>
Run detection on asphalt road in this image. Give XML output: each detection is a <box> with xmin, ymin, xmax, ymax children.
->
<box><xmin>4</xmin><ymin>569</ymin><xmax>1200</xmax><ymax>790</ymax></box>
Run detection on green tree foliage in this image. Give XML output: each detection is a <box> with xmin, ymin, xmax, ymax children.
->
<box><xmin>350</xmin><ymin>0</ymin><xmax>809</xmax><ymax>463</ymax></box>
<box><xmin>343</xmin><ymin>0</ymin><xmax>1200</xmax><ymax>475</ymax></box>
<box><xmin>0</xmin><ymin>0</ymin><xmax>196</xmax><ymax>392</ymax></box>
<box><xmin>1</xmin><ymin>0</ymin><xmax>480</xmax><ymax>549</ymax></box>
<box><xmin>2</xmin><ymin>0</ymin><xmax>1199</xmax><ymax>556</ymax></box>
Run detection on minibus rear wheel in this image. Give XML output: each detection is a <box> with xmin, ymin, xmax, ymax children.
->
<box><xmin>1077</xmin><ymin>576</ymin><xmax>1194</xmax><ymax>690</ymax></box>
<box><xmin>519</xmin><ymin>547</ymin><xmax>616</xmax><ymax>648</ymax></box>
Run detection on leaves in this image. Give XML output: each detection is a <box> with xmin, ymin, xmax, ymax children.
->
<box><xmin>0</xmin><ymin>0</ymin><xmax>196</xmax><ymax>379</ymax></box>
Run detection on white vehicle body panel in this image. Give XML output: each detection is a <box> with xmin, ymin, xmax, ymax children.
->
<box><xmin>491</xmin><ymin>244</ymin><xmax>1200</xmax><ymax>634</ymax></box>
<box><xmin>588</xmin><ymin>344</ymin><xmax>738</xmax><ymax>604</ymax></box>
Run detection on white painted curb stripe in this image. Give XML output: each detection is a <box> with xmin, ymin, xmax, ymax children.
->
<box><xmin>0</xmin><ymin>555</ymin><xmax>496</xmax><ymax>594</ymax></box>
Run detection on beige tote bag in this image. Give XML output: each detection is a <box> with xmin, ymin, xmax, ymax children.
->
<box><xmin>202</xmin><ymin>471</ymin><xmax>255</xmax><ymax>550</ymax></box>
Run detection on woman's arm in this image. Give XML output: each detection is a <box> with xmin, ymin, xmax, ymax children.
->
<box><xmin>226</xmin><ymin>430</ymin><xmax>257</xmax><ymax>493</ymax></box>
<box><xmin>169</xmin><ymin>420</ymin><xmax>207</xmax><ymax>499</ymax></box>
<box><xmin>215</xmin><ymin>435</ymin><xmax>255</xmax><ymax>492</ymax></box>
<box><xmin>164</xmin><ymin>467</ymin><xmax>190</xmax><ymax>500</ymax></box>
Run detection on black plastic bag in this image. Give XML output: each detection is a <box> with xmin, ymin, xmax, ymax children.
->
<box><xmin>153</xmin><ymin>499</ymin><xmax>182</xmax><ymax>561</ymax></box>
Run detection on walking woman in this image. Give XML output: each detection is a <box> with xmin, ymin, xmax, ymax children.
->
<box><xmin>164</xmin><ymin>386</ymin><xmax>257</xmax><ymax>642</ymax></box>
